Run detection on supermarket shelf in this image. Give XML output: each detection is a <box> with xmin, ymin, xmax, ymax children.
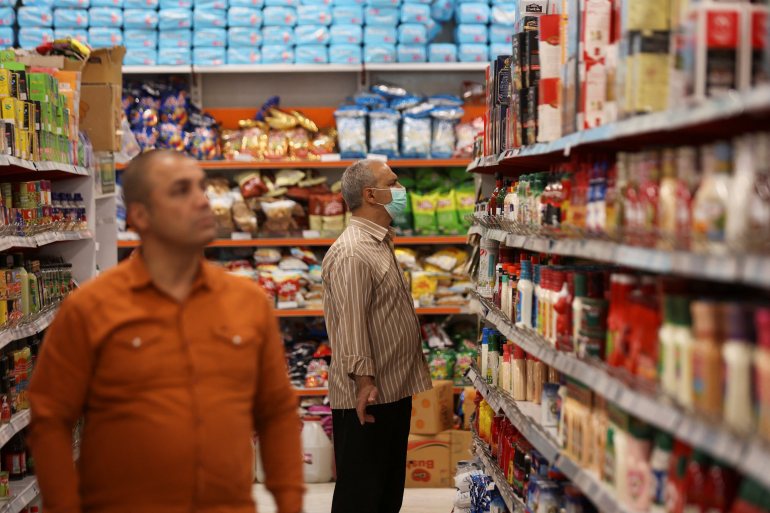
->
<box><xmin>194</xmin><ymin>64</ymin><xmax>362</xmax><ymax>73</ymax></box>
<box><xmin>116</xmin><ymin>158</ymin><xmax>470</xmax><ymax>171</ymax></box>
<box><xmin>0</xmin><ymin>307</ymin><xmax>58</xmax><ymax>353</ymax></box>
<box><xmin>365</xmin><ymin>63</ymin><xmax>488</xmax><ymax>72</ymax></box>
<box><xmin>0</xmin><ymin>476</ymin><xmax>39</xmax><ymax>513</ymax></box>
<box><xmin>468</xmin><ymin>85</ymin><xmax>770</xmax><ymax>173</ymax></box>
<box><xmin>470</xmin><ymin>291</ymin><xmax>770</xmax><ymax>490</ymax></box>
<box><xmin>275</xmin><ymin>306</ymin><xmax>467</xmax><ymax>317</ymax></box>
<box><xmin>0</xmin><ymin>157</ymin><xmax>89</xmax><ymax>178</ymax></box>
<box><xmin>471</xmin><ymin>224</ymin><xmax>770</xmax><ymax>289</ymax></box>
<box><xmin>0</xmin><ymin>410</ymin><xmax>30</xmax><ymax>451</ymax></box>
<box><xmin>122</xmin><ymin>64</ymin><xmax>487</xmax><ymax>74</ymax></box>
<box><xmin>472</xmin><ymin>433</ymin><xmax>524</xmax><ymax>513</ymax></box>
<box><xmin>0</xmin><ymin>230</ymin><xmax>92</xmax><ymax>254</ymax></box>
<box><xmin>295</xmin><ymin>386</ymin><xmax>467</xmax><ymax>396</ymax></box>
<box><xmin>117</xmin><ymin>234</ymin><xmax>467</xmax><ymax>249</ymax></box>
<box><xmin>123</xmin><ymin>65</ymin><xmax>193</xmax><ymax>74</ymax></box>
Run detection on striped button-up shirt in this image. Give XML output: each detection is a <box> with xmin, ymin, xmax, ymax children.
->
<box><xmin>322</xmin><ymin>217</ymin><xmax>432</xmax><ymax>409</ymax></box>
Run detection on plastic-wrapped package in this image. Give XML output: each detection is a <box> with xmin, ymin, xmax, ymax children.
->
<box><xmin>194</xmin><ymin>27</ymin><xmax>226</xmax><ymax>46</ymax></box>
<box><xmin>491</xmin><ymin>4</ymin><xmax>515</xmax><ymax>25</ymax></box>
<box><xmin>228</xmin><ymin>0</ymin><xmax>261</xmax><ymax>6</ymax></box>
<box><xmin>490</xmin><ymin>24</ymin><xmax>512</xmax><ymax>44</ymax></box>
<box><xmin>455</xmin><ymin>24</ymin><xmax>487</xmax><ymax>44</ymax></box>
<box><xmin>332</xmin><ymin>5</ymin><xmax>361</xmax><ymax>24</ymax></box>
<box><xmin>364</xmin><ymin>25</ymin><xmax>396</xmax><ymax>44</ymax></box>
<box><xmin>124</xmin><ymin>9</ymin><xmax>160</xmax><ymax>29</ymax></box>
<box><xmin>196</xmin><ymin>0</ymin><xmax>227</xmax><ymax>8</ymax></box>
<box><xmin>330</xmin><ymin>24</ymin><xmax>361</xmax><ymax>44</ymax></box>
<box><xmin>297</xmin><ymin>5</ymin><xmax>331</xmax><ymax>24</ymax></box>
<box><xmin>430</xmin><ymin>105</ymin><xmax>463</xmax><ymax>158</ymax></box>
<box><xmin>227</xmin><ymin>46</ymin><xmax>261</xmax><ymax>63</ymax></box>
<box><xmin>262</xmin><ymin>44</ymin><xmax>294</xmax><ymax>63</ymax></box>
<box><xmin>158</xmin><ymin>46</ymin><xmax>191</xmax><ymax>64</ymax></box>
<box><xmin>364</xmin><ymin>43</ymin><xmax>396</xmax><ymax>63</ymax></box>
<box><xmin>398</xmin><ymin>23</ymin><xmax>426</xmax><ymax>44</ymax></box>
<box><xmin>193</xmin><ymin>46</ymin><xmax>225</xmax><ymax>65</ymax></box>
<box><xmin>397</xmin><ymin>44</ymin><xmax>426</xmax><ymax>62</ymax></box>
<box><xmin>329</xmin><ymin>43</ymin><xmax>361</xmax><ymax>64</ymax></box>
<box><xmin>334</xmin><ymin>105</ymin><xmax>367</xmax><ymax>158</ymax></box>
<box><xmin>124</xmin><ymin>47</ymin><xmax>157</xmax><ymax>65</ymax></box>
<box><xmin>389</xmin><ymin>94</ymin><xmax>420</xmax><ymax>110</ymax></box>
<box><xmin>295</xmin><ymin>44</ymin><xmax>328</xmax><ymax>64</ymax></box>
<box><xmin>263</xmin><ymin>5</ymin><xmax>297</xmax><ymax>24</ymax></box>
<box><xmin>400</xmin><ymin>3</ymin><xmax>429</xmax><ymax>23</ymax></box>
<box><xmin>489</xmin><ymin>43</ymin><xmax>510</xmax><ymax>60</ymax></box>
<box><xmin>426</xmin><ymin>16</ymin><xmax>441</xmax><ymax>41</ymax></box>
<box><xmin>93</xmin><ymin>0</ymin><xmax>122</xmax><ymax>7</ymax></box>
<box><xmin>263</xmin><ymin>26</ymin><xmax>294</xmax><ymax>44</ymax></box>
<box><xmin>364</xmin><ymin>7</ymin><xmax>398</xmax><ymax>26</ymax></box>
<box><xmin>89</xmin><ymin>27</ymin><xmax>123</xmax><ymax>46</ymax></box>
<box><xmin>159</xmin><ymin>8</ymin><xmax>193</xmax><ymax>29</ymax></box>
<box><xmin>458</xmin><ymin>43</ymin><xmax>486</xmax><ymax>62</ymax></box>
<box><xmin>89</xmin><ymin>7</ymin><xmax>122</xmax><ymax>26</ymax></box>
<box><xmin>227</xmin><ymin>7</ymin><xmax>262</xmax><ymax>26</ymax></box>
<box><xmin>192</xmin><ymin>7</ymin><xmax>226</xmax><ymax>27</ymax></box>
<box><xmin>302</xmin><ymin>0</ymin><xmax>332</xmax><ymax>5</ymax></box>
<box><xmin>54</xmin><ymin>0</ymin><xmax>88</xmax><ymax>6</ymax></box>
<box><xmin>54</xmin><ymin>28</ymin><xmax>86</xmax><ymax>44</ymax></box>
<box><xmin>228</xmin><ymin>26</ymin><xmax>261</xmax><ymax>46</ymax></box>
<box><xmin>401</xmin><ymin>106</ymin><xmax>432</xmax><ymax>158</ymax></box>
<box><xmin>18</xmin><ymin>7</ymin><xmax>53</xmax><ymax>27</ymax></box>
<box><xmin>430</xmin><ymin>0</ymin><xmax>452</xmax><ymax>21</ymax></box>
<box><xmin>455</xmin><ymin>2</ymin><xmax>488</xmax><ymax>23</ymax></box>
<box><xmin>333</xmin><ymin>0</ymin><xmax>363</xmax><ymax>5</ymax></box>
<box><xmin>160</xmin><ymin>0</ymin><xmax>191</xmax><ymax>7</ymax></box>
<box><xmin>0</xmin><ymin>8</ymin><xmax>14</xmax><ymax>26</ymax></box>
<box><xmin>367</xmin><ymin>0</ymin><xmax>398</xmax><ymax>7</ymax></box>
<box><xmin>368</xmin><ymin>108</ymin><xmax>400</xmax><ymax>158</ymax></box>
<box><xmin>405</xmin><ymin>0</ymin><xmax>430</xmax><ymax>3</ymax></box>
<box><xmin>18</xmin><ymin>27</ymin><xmax>54</xmax><ymax>46</ymax></box>
<box><xmin>126</xmin><ymin>28</ymin><xmax>159</xmax><ymax>47</ymax></box>
<box><xmin>429</xmin><ymin>43</ymin><xmax>456</xmax><ymax>62</ymax></box>
<box><xmin>125</xmin><ymin>0</ymin><xmax>157</xmax><ymax>7</ymax></box>
<box><xmin>354</xmin><ymin>91</ymin><xmax>387</xmax><ymax>108</ymax></box>
<box><xmin>157</xmin><ymin>29</ymin><xmax>190</xmax><ymax>47</ymax></box>
<box><xmin>295</xmin><ymin>25</ymin><xmax>329</xmax><ymax>44</ymax></box>
<box><xmin>265</xmin><ymin>0</ymin><xmax>298</xmax><ymax>5</ymax></box>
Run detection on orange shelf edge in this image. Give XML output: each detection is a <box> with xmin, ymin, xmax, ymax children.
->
<box><xmin>117</xmin><ymin>235</ymin><xmax>467</xmax><ymax>249</ymax></box>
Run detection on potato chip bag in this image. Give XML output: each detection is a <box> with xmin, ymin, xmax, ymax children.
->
<box><xmin>411</xmin><ymin>192</ymin><xmax>437</xmax><ymax>235</ymax></box>
<box><xmin>436</xmin><ymin>189</ymin><xmax>462</xmax><ymax>235</ymax></box>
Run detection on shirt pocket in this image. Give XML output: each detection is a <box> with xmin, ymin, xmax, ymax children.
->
<box><xmin>98</xmin><ymin>330</ymin><xmax>167</xmax><ymax>387</ymax></box>
<box><xmin>210</xmin><ymin>324</ymin><xmax>260</xmax><ymax>383</ymax></box>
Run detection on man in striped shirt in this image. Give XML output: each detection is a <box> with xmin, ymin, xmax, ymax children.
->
<box><xmin>322</xmin><ymin>159</ymin><xmax>432</xmax><ymax>513</ymax></box>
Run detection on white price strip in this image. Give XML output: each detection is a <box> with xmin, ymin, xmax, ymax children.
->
<box><xmin>741</xmin><ymin>440</ymin><xmax>770</xmax><ymax>489</ymax></box>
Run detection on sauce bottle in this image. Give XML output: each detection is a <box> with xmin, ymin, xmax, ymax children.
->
<box><xmin>705</xmin><ymin>458</ymin><xmax>739</xmax><ymax>513</ymax></box>
<box><xmin>660</xmin><ymin>296</ymin><xmax>679</xmax><ymax>397</ymax></box>
<box><xmin>683</xmin><ymin>450</ymin><xmax>710</xmax><ymax>513</ymax></box>
<box><xmin>572</xmin><ymin>273</ymin><xmax>587</xmax><ymax>354</ymax></box>
<box><xmin>692</xmin><ymin>142</ymin><xmax>732</xmax><ymax>254</ymax></box>
<box><xmin>516</xmin><ymin>260</ymin><xmax>533</xmax><ymax>329</ymax></box>
<box><xmin>722</xmin><ymin>304</ymin><xmax>756</xmax><ymax>434</ymax></box>
<box><xmin>691</xmin><ymin>300</ymin><xmax>725</xmax><ymax>419</ymax></box>
<box><xmin>754</xmin><ymin>308</ymin><xmax>770</xmax><ymax>442</ymax></box>
<box><xmin>673</xmin><ymin>297</ymin><xmax>695</xmax><ymax>409</ymax></box>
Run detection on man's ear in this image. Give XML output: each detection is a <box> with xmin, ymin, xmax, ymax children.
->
<box><xmin>127</xmin><ymin>202</ymin><xmax>150</xmax><ymax>232</ymax></box>
<box><xmin>363</xmin><ymin>187</ymin><xmax>376</xmax><ymax>206</ymax></box>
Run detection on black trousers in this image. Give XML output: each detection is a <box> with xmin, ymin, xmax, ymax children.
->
<box><xmin>331</xmin><ymin>397</ymin><xmax>413</xmax><ymax>513</ymax></box>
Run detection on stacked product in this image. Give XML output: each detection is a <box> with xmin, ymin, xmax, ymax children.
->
<box><xmin>0</xmin><ymin>179</ymin><xmax>88</xmax><ymax>236</ymax></box>
<box><xmin>422</xmin><ymin>320</ymin><xmax>477</xmax><ymax>386</ymax></box>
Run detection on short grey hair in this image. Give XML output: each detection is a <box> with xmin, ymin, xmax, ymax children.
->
<box><xmin>341</xmin><ymin>159</ymin><xmax>379</xmax><ymax>211</ymax></box>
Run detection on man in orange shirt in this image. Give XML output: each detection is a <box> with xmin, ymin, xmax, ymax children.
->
<box><xmin>28</xmin><ymin>150</ymin><xmax>304</xmax><ymax>513</ymax></box>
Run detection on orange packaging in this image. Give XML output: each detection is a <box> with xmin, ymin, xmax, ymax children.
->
<box><xmin>405</xmin><ymin>431</ymin><xmax>451</xmax><ymax>488</ymax></box>
<box><xmin>410</xmin><ymin>380</ymin><xmax>454</xmax><ymax>435</ymax></box>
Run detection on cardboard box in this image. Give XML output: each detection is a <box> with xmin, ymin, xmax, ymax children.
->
<box><xmin>80</xmin><ymin>83</ymin><xmax>121</xmax><ymax>151</ymax></box>
<box><xmin>410</xmin><ymin>380</ymin><xmax>454</xmax><ymax>435</ymax></box>
<box><xmin>449</xmin><ymin>429</ymin><xmax>473</xmax><ymax>472</ymax></box>
<box><xmin>405</xmin><ymin>432</ymin><xmax>451</xmax><ymax>488</ymax></box>
<box><xmin>82</xmin><ymin>47</ymin><xmax>125</xmax><ymax>85</ymax></box>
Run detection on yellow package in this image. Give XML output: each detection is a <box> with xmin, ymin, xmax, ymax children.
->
<box><xmin>0</xmin><ymin>69</ymin><xmax>11</xmax><ymax>98</ymax></box>
<box><xmin>394</xmin><ymin>247</ymin><xmax>418</xmax><ymax>269</ymax></box>
<box><xmin>1</xmin><ymin>97</ymin><xmax>14</xmax><ymax>122</ymax></box>
<box><xmin>411</xmin><ymin>271</ymin><xmax>438</xmax><ymax>303</ymax></box>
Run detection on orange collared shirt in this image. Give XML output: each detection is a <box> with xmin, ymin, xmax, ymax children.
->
<box><xmin>29</xmin><ymin>254</ymin><xmax>303</xmax><ymax>513</ymax></box>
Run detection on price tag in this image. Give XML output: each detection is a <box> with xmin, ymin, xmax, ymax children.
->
<box><xmin>742</xmin><ymin>440</ymin><xmax>770</xmax><ymax>489</ymax></box>
<box><xmin>230</xmin><ymin>232</ymin><xmax>253</xmax><ymax>241</ymax></box>
<box><xmin>319</xmin><ymin>153</ymin><xmax>342</xmax><ymax>162</ymax></box>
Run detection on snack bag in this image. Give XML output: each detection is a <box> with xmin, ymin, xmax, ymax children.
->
<box><xmin>436</xmin><ymin>189</ymin><xmax>462</xmax><ymax>235</ymax></box>
<box><xmin>428</xmin><ymin>348</ymin><xmax>456</xmax><ymax>381</ymax></box>
<box><xmin>411</xmin><ymin>270</ymin><xmax>438</xmax><ymax>305</ymax></box>
<box><xmin>455</xmin><ymin>185</ymin><xmax>475</xmax><ymax>229</ymax></box>
<box><xmin>454</xmin><ymin>347</ymin><xmax>475</xmax><ymax>384</ymax></box>
<box><xmin>411</xmin><ymin>191</ymin><xmax>437</xmax><ymax>235</ymax></box>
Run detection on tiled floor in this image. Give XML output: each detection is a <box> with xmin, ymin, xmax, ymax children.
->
<box><xmin>253</xmin><ymin>483</ymin><xmax>455</xmax><ymax>513</ymax></box>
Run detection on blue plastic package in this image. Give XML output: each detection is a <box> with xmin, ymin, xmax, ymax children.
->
<box><xmin>490</xmin><ymin>24</ymin><xmax>512</xmax><ymax>44</ymax></box>
<box><xmin>159</xmin><ymin>47</ymin><xmax>191</xmax><ymax>64</ymax></box>
<box><xmin>18</xmin><ymin>28</ymin><xmax>54</xmax><ymax>47</ymax></box>
<box><xmin>227</xmin><ymin>46</ymin><xmax>261</xmax><ymax>64</ymax></box>
<box><xmin>53</xmin><ymin>0</ymin><xmax>88</xmax><ymax>7</ymax></box>
<box><xmin>334</xmin><ymin>105</ymin><xmax>367</xmax><ymax>158</ymax></box>
<box><xmin>428</xmin><ymin>43</ymin><xmax>456</xmax><ymax>62</ymax></box>
<box><xmin>18</xmin><ymin>7</ymin><xmax>53</xmax><ymax>27</ymax></box>
<box><xmin>262</xmin><ymin>44</ymin><xmax>294</xmax><ymax>64</ymax></box>
<box><xmin>0</xmin><ymin>7</ymin><xmax>14</xmax><ymax>26</ymax></box>
<box><xmin>368</xmin><ymin>108</ymin><xmax>400</xmax><ymax>158</ymax></box>
<box><xmin>400</xmin><ymin>3</ymin><xmax>429</xmax><ymax>23</ymax></box>
<box><xmin>455</xmin><ymin>24</ymin><xmax>487</xmax><ymax>44</ymax></box>
<box><xmin>124</xmin><ymin>0</ymin><xmax>157</xmax><ymax>8</ymax></box>
<box><xmin>159</xmin><ymin>8</ymin><xmax>193</xmax><ymax>29</ymax></box>
<box><xmin>127</xmin><ymin>28</ymin><xmax>161</xmax><ymax>48</ymax></box>
<box><xmin>160</xmin><ymin>0</ymin><xmax>191</xmax><ymax>7</ymax></box>
<box><xmin>333</xmin><ymin>0</ymin><xmax>363</xmax><ymax>5</ymax></box>
<box><xmin>263</xmin><ymin>6</ymin><xmax>297</xmax><ymax>25</ymax></box>
<box><xmin>265</xmin><ymin>0</ymin><xmax>297</xmax><ymax>6</ymax></box>
<box><xmin>158</xmin><ymin>29</ymin><xmax>192</xmax><ymax>50</ymax></box>
<box><xmin>404</xmin><ymin>0</ymin><xmax>429</xmax><ymax>3</ymax></box>
<box><xmin>88</xmin><ymin>7</ymin><xmax>122</xmax><ymax>26</ymax></box>
<box><xmin>354</xmin><ymin>91</ymin><xmax>387</xmax><ymax>108</ymax></box>
<box><xmin>491</xmin><ymin>4</ymin><xmax>515</xmax><ymax>25</ymax></box>
<box><xmin>228</xmin><ymin>0</ymin><xmax>261</xmax><ymax>6</ymax></box>
<box><xmin>54</xmin><ymin>28</ymin><xmax>87</xmax><ymax>44</ymax></box>
<box><xmin>193</xmin><ymin>8</ymin><xmax>226</xmax><ymax>27</ymax></box>
<box><xmin>367</xmin><ymin>0</ymin><xmax>399</xmax><ymax>7</ymax></box>
<box><xmin>91</xmin><ymin>0</ymin><xmax>121</xmax><ymax>6</ymax></box>
<box><xmin>364</xmin><ymin>25</ymin><xmax>396</xmax><ymax>44</ymax></box>
<box><xmin>297</xmin><ymin>5</ymin><xmax>331</xmax><ymax>24</ymax></box>
<box><xmin>363</xmin><ymin>43</ymin><xmax>395</xmax><ymax>63</ymax></box>
<box><xmin>295</xmin><ymin>44</ymin><xmax>327</xmax><ymax>64</ymax></box>
<box><xmin>332</xmin><ymin>5</ymin><xmax>361</xmax><ymax>24</ymax></box>
<box><xmin>397</xmin><ymin>44</ymin><xmax>426</xmax><ymax>62</ymax></box>
<box><xmin>397</xmin><ymin>23</ymin><xmax>426</xmax><ymax>44</ymax></box>
<box><xmin>430</xmin><ymin>0</ymin><xmax>452</xmax><ymax>21</ymax></box>
<box><xmin>193</xmin><ymin>46</ymin><xmax>225</xmax><ymax>65</ymax></box>
<box><xmin>430</xmin><ymin>105</ymin><xmax>462</xmax><ymax>157</ymax></box>
<box><xmin>458</xmin><ymin>43</ymin><xmax>486</xmax><ymax>62</ymax></box>
<box><xmin>329</xmin><ymin>43</ymin><xmax>360</xmax><ymax>64</ymax></box>
<box><xmin>425</xmin><ymin>16</ymin><xmax>440</xmax><ymax>41</ymax></box>
<box><xmin>489</xmin><ymin>43</ymin><xmax>509</xmax><ymax>60</ymax></box>
<box><xmin>401</xmin><ymin>107</ymin><xmax>432</xmax><ymax>158</ymax></box>
<box><xmin>301</xmin><ymin>0</ymin><xmax>332</xmax><ymax>5</ymax></box>
<box><xmin>195</xmin><ymin>0</ymin><xmax>227</xmax><ymax>8</ymax></box>
<box><xmin>263</xmin><ymin>26</ymin><xmax>293</xmax><ymax>44</ymax></box>
<box><xmin>89</xmin><ymin>27</ymin><xmax>123</xmax><ymax>46</ymax></box>
<box><xmin>227</xmin><ymin>7</ymin><xmax>262</xmax><ymax>26</ymax></box>
<box><xmin>124</xmin><ymin>48</ymin><xmax>157</xmax><ymax>65</ymax></box>
<box><xmin>194</xmin><ymin>27</ymin><xmax>226</xmax><ymax>45</ymax></box>
<box><xmin>125</xmin><ymin>9</ymin><xmax>159</xmax><ymax>29</ymax></box>
<box><xmin>228</xmin><ymin>27</ymin><xmax>261</xmax><ymax>46</ymax></box>
<box><xmin>295</xmin><ymin>25</ymin><xmax>329</xmax><ymax>44</ymax></box>
<box><xmin>330</xmin><ymin>24</ymin><xmax>361</xmax><ymax>44</ymax></box>
<box><xmin>364</xmin><ymin>6</ymin><xmax>397</xmax><ymax>25</ymax></box>
<box><xmin>455</xmin><ymin>2</ymin><xmax>488</xmax><ymax>23</ymax></box>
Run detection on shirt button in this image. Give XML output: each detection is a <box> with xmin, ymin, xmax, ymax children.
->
<box><xmin>131</xmin><ymin>337</ymin><xmax>142</xmax><ymax>348</ymax></box>
<box><xmin>232</xmin><ymin>335</ymin><xmax>242</xmax><ymax>345</ymax></box>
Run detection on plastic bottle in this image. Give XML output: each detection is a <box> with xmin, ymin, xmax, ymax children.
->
<box><xmin>481</xmin><ymin>328</ymin><xmax>490</xmax><ymax>379</ymax></box>
<box><xmin>552</xmin><ymin>270</ymin><xmax>569</xmax><ymax>348</ymax></box>
<box><xmin>692</xmin><ymin>141</ymin><xmax>732</xmax><ymax>254</ymax></box>
<box><xmin>516</xmin><ymin>260</ymin><xmax>533</xmax><ymax>329</ymax></box>
<box><xmin>650</xmin><ymin>432</ymin><xmax>673</xmax><ymax>510</ymax></box>
<box><xmin>505</xmin><ymin>182</ymin><xmax>517</xmax><ymax>222</ymax></box>
<box><xmin>488</xmin><ymin>173</ymin><xmax>504</xmax><ymax>218</ymax></box>
<box><xmin>614</xmin><ymin>428</ymin><xmax>629</xmax><ymax>500</ymax></box>
<box><xmin>12</xmin><ymin>255</ymin><xmax>30</xmax><ymax>318</ymax></box>
<box><xmin>755</xmin><ymin>308</ymin><xmax>770</xmax><ymax>442</ymax></box>
<box><xmin>301</xmin><ymin>417</ymin><xmax>334</xmax><ymax>483</ymax></box>
<box><xmin>533</xmin><ymin>264</ymin><xmax>542</xmax><ymax>333</ymax></box>
<box><xmin>673</xmin><ymin>297</ymin><xmax>695</xmax><ymax>409</ymax></box>
<box><xmin>725</xmin><ymin>135</ymin><xmax>756</xmax><ymax>250</ymax></box>
<box><xmin>501</xmin><ymin>344</ymin><xmax>512</xmax><ymax>394</ymax></box>
<box><xmin>526</xmin><ymin>354</ymin><xmax>536</xmax><ymax>402</ymax></box>
<box><xmin>691</xmin><ymin>300</ymin><xmax>724</xmax><ymax>419</ymax></box>
<box><xmin>659</xmin><ymin>296</ymin><xmax>679</xmax><ymax>397</ymax></box>
<box><xmin>747</xmin><ymin>133</ymin><xmax>770</xmax><ymax>251</ymax></box>
<box><xmin>624</xmin><ymin>421</ymin><xmax>654</xmax><ymax>512</ymax></box>
<box><xmin>572</xmin><ymin>273</ymin><xmax>587</xmax><ymax>354</ymax></box>
<box><xmin>606</xmin><ymin>273</ymin><xmax>637</xmax><ymax>368</ymax></box>
<box><xmin>479</xmin><ymin>238</ymin><xmax>500</xmax><ymax>299</ymax></box>
<box><xmin>506</xmin><ymin>265</ymin><xmax>518</xmax><ymax>321</ymax></box>
<box><xmin>722</xmin><ymin>304</ymin><xmax>756</xmax><ymax>434</ymax></box>
<box><xmin>488</xmin><ymin>333</ymin><xmax>500</xmax><ymax>386</ymax></box>
<box><xmin>512</xmin><ymin>345</ymin><xmax>527</xmax><ymax>401</ymax></box>
<box><xmin>497</xmin><ymin>179</ymin><xmax>510</xmax><ymax>219</ymax></box>
<box><xmin>658</xmin><ymin>148</ymin><xmax>679</xmax><ymax>249</ymax></box>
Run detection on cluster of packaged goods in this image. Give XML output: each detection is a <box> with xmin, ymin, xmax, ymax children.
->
<box><xmin>480</xmin><ymin>0</ymin><xmax>770</xmax><ymax>154</ymax></box>
<box><xmin>0</xmin><ymin>179</ymin><xmax>88</xmax><ymax>236</ymax></box>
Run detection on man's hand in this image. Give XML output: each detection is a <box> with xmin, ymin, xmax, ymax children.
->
<box><xmin>353</xmin><ymin>375</ymin><xmax>378</xmax><ymax>425</ymax></box>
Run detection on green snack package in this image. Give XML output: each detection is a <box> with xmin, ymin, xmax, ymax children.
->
<box><xmin>416</xmin><ymin>168</ymin><xmax>445</xmax><ymax>192</ymax></box>
<box><xmin>429</xmin><ymin>349</ymin><xmax>456</xmax><ymax>381</ymax></box>
<box><xmin>449</xmin><ymin>167</ymin><xmax>472</xmax><ymax>186</ymax></box>
<box><xmin>412</xmin><ymin>192</ymin><xmax>438</xmax><ymax>234</ymax></box>
<box><xmin>398</xmin><ymin>169</ymin><xmax>416</xmax><ymax>190</ymax></box>
<box><xmin>455</xmin><ymin>186</ymin><xmax>475</xmax><ymax>229</ymax></box>
<box><xmin>392</xmin><ymin>191</ymin><xmax>414</xmax><ymax>235</ymax></box>
<box><xmin>453</xmin><ymin>348</ymin><xmax>475</xmax><ymax>385</ymax></box>
<box><xmin>436</xmin><ymin>189</ymin><xmax>462</xmax><ymax>235</ymax></box>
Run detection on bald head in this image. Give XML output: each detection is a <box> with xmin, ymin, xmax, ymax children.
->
<box><xmin>122</xmin><ymin>149</ymin><xmax>190</xmax><ymax>207</ymax></box>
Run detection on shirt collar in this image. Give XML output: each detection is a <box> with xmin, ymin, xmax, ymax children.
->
<box><xmin>350</xmin><ymin>216</ymin><xmax>392</xmax><ymax>243</ymax></box>
<box><xmin>127</xmin><ymin>250</ymin><xmax>219</xmax><ymax>293</ymax></box>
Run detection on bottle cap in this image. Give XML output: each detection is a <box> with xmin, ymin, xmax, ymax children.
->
<box><xmin>654</xmin><ymin>431</ymin><xmax>673</xmax><ymax>452</ymax></box>
<box><xmin>513</xmin><ymin>345</ymin><xmax>525</xmax><ymax>359</ymax></box>
<box><xmin>573</xmin><ymin>273</ymin><xmax>587</xmax><ymax>298</ymax></box>
<box><xmin>520</xmin><ymin>260</ymin><xmax>532</xmax><ymax>280</ymax></box>
<box><xmin>723</xmin><ymin>303</ymin><xmax>755</xmax><ymax>342</ymax></box>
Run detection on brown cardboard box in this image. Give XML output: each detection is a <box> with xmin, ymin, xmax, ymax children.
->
<box><xmin>405</xmin><ymin>432</ymin><xmax>451</xmax><ymax>488</ymax></box>
<box><xmin>449</xmin><ymin>429</ymin><xmax>473</xmax><ymax>472</ymax></box>
<box><xmin>79</xmin><ymin>84</ymin><xmax>120</xmax><ymax>151</ymax></box>
<box><xmin>410</xmin><ymin>380</ymin><xmax>454</xmax><ymax>435</ymax></box>
<box><xmin>82</xmin><ymin>47</ymin><xmax>125</xmax><ymax>85</ymax></box>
